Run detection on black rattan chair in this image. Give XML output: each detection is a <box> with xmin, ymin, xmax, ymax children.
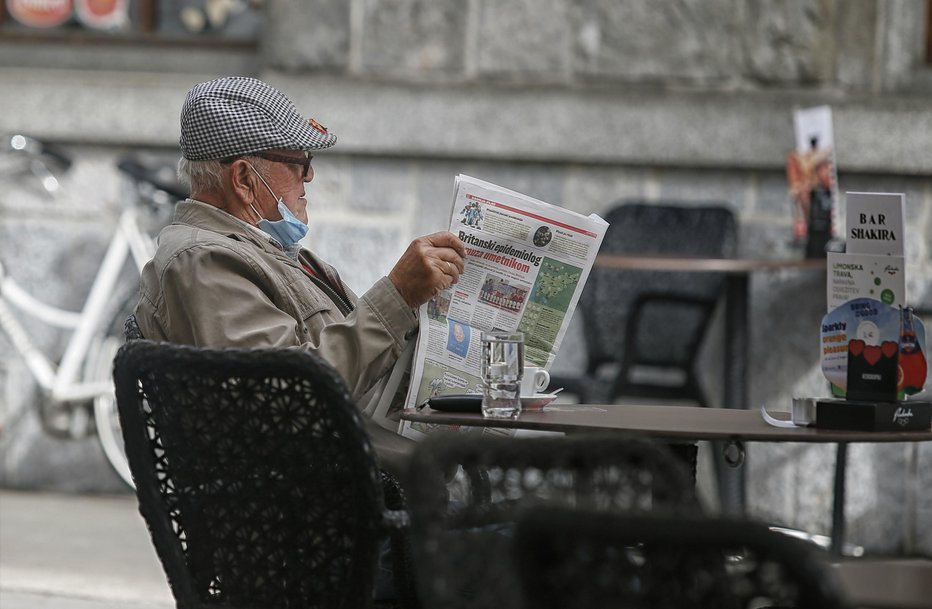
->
<box><xmin>405</xmin><ymin>433</ymin><xmax>699</xmax><ymax>609</ymax></box>
<box><xmin>113</xmin><ymin>339</ymin><xmax>417</xmax><ymax>609</ymax></box>
<box><xmin>553</xmin><ymin>202</ymin><xmax>737</xmax><ymax>406</ymax></box>
<box><xmin>124</xmin><ymin>313</ymin><xmax>143</xmax><ymax>341</ymax></box>
<box><xmin>514</xmin><ymin>506</ymin><xmax>850</xmax><ymax>609</ymax></box>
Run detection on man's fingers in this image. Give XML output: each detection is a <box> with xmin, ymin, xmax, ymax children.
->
<box><xmin>389</xmin><ymin>232</ymin><xmax>466</xmax><ymax>308</ymax></box>
<box><xmin>434</xmin><ymin>257</ymin><xmax>462</xmax><ymax>276</ymax></box>
<box><xmin>430</xmin><ymin>243</ymin><xmax>465</xmax><ymax>272</ymax></box>
<box><xmin>446</xmin><ymin>253</ymin><xmax>465</xmax><ymax>274</ymax></box>
<box><xmin>426</xmin><ymin>231</ymin><xmax>466</xmax><ymax>256</ymax></box>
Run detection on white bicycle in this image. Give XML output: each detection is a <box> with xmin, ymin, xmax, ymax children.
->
<box><xmin>0</xmin><ymin>134</ymin><xmax>182</xmax><ymax>487</ymax></box>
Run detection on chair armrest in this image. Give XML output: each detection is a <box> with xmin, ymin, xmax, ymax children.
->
<box><xmin>124</xmin><ymin>314</ymin><xmax>144</xmax><ymax>341</ymax></box>
<box><xmin>380</xmin><ymin>469</ymin><xmax>413</xmax><ymax>532</ymax></box>
<box><xmin>379</xmin><ymin>470</ymin><xmax>421</xmax><ymax>609</ymax></box>
<box><xmin>381</xmin><ymin>508</ymin><xmax>411</xmax><ymax>531</ymax></box>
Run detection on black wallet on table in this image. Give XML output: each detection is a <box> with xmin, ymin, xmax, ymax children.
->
<box><xmin>424</xmin><ymin>395</ymin><xmax>483</xmax><ymax>413</ymax></box>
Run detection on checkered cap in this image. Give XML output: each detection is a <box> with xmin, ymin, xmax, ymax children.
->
<box><xmin>179</xmin><ymin>76</ymin><xmax>337</xmax><ymax>160</ymax></box>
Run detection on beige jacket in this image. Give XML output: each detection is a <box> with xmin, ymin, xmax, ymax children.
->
<box><xmin>135</xmin><ymin>199</ymin><xmax>418</xmax><ymax>476</ymax></box>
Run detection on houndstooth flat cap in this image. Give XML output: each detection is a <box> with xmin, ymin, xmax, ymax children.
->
<box><xmin>179</xmin><ymin>76</ymin><xmax>336</xmax><ymax>160</ymax></box>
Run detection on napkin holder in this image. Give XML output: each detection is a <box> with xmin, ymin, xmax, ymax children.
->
<box><xmin>815</xmin><ymin>299</ymin><xmax>929</xmax><ymax>430</ymax></box>
<box><xmin>814</xmin><ymin>398</ymin><xmax>931</xmax><ymax>432</ymax></box>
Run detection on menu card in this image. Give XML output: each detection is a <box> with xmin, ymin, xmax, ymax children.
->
<box><xmin>826</xmin><ymin>253</ymin><xmax>905</xmax><ymax>312</ymax></box>
<box><xmin>826</xmin><ymin>191</ymin><xmax>906</xmax><ymax>313</ymax></box>
<box><xmin>844</xmin><ymin>192</ymin><xmax>905</xmax><ymax>256</ymax></box>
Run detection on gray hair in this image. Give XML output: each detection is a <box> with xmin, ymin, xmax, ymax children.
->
<box><xmin>177</xmin><ymin>155</ymin><xmax>273</xmax><ymax>194</ymax></box>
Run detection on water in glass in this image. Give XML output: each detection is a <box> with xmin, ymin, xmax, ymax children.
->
<box><xmin>481</xmin><ymin>331</ymin><xmax>524</xmax><ymax>418</ymax></box>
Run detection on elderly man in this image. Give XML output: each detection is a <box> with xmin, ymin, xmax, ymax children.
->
<box><xmin>135</xmin><ymin>76</ymin><xmax>465</xmax><ymax>476</ymax></box>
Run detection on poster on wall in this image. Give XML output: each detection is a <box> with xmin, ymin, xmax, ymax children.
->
<box><xmin>5</xmin><ymin>0</ymin><xmax>130</xmax><ymax>30</ymax></box>
<box><xmin>785</xmin><ymin>105</ymin><xmax>840</xmax><ymax>258</ymax></box>
<box><xmin>75</xmin><ymin>0</ymin><xmax>130</xmax><ymax>30</ymax></box>
<box><xmin>6</xmin><ymin>0</ymin><xmax>73</xmax><ymax>27</ymax></box>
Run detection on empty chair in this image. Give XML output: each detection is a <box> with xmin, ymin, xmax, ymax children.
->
<box><xmin>554</xmin><ymin>202</ymin><xmax>737</xmax><ymax>406</ymax></box>
<box><xmin>515</xmin><ymin>506</ymin><xmax>850</xmax><ymax>609</ymax></box>
<box><xmin>405</xmin><ymin>433</ymin><xmax>699</xmax><ymax>609</ymax></box>
<box><xmin>113</xmin><ymin>339</ymin><xmax>417</xmax><ymax>609</ymax></box>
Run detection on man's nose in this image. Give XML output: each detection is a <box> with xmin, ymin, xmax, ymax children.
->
<box><xmin>304</xmin><ymin>166</ymin><xmax>314</xmax><ymax>183</ymax></box>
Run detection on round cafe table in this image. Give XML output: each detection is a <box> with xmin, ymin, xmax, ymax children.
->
<box><xmin>402</xmin><ymin>402</ymin><xmax>931</xmax><ymax>556</ymax></box>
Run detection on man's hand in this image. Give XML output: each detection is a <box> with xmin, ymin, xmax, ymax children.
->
<box><xmin>389</xmin><ymin>231</ymin><xmax>466</xmax><ymax>308</ymax></box>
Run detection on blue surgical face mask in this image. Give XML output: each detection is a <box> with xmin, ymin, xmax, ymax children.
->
<box><xmin>247</xmin><ymin>163</ymin><xmax>309</xmax><ymax>249</ymax></box>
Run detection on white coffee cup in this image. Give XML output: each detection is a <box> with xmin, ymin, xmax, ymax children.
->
<box><xmin>520</xmin><ymin>366</ymin><xmax>550</xmax><ymax>396</ymax></box>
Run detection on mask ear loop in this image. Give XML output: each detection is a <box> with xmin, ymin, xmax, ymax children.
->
<box><xmin>246</xmin><ymin>161</ymin><xmax>283</xmax><ymax>205</ymax></box>
<box><xmin>248</xmin><ymin>203</ymin><xmax>265</xmax><ymax>222</ymax></box>
<box><xmin>244</xmin><ymin>160</ymin><xmax>276</xmax><ymax>223</ymax></box>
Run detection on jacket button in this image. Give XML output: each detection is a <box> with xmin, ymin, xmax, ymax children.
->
<box><xmin>404</xmin><ymin>328</ymin><xmax>418</xmax><ymax>341</ymax></box>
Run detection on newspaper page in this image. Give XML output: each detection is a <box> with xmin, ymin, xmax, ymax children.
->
<box><xmin>396</xmin><ymin>174</ymin><xmax>608</xmax><ymax>441</ymax></box>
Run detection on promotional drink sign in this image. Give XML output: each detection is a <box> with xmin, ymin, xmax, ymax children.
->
<box><xmin>844</xmin><ymin>192</ymin><xmax>905</xmax><ymax>257</ymax></box>
<box><xmin>821</xmin><ymin>299</ymin><xmax>927</xmax><ymax>400</ymax></box>
<box><xmin>820</xmin><ymin>188</ymin><xmax>926</xmax><ymax>404</ymax></box>
<box><xmin>826</xmin><ymin>252</ymin><xmax>905</xmax><ymax>312</ymax></box>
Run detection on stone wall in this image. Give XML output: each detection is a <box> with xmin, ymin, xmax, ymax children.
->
<box><xmin>1</xmin><ymin>0</ymin><xmax>930</xmax><ymax>553</ymax></box>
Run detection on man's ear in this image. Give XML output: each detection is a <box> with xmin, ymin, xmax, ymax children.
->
<box><xmin>228</xmin><ymin>159</ymin><xmax>257</xmax><ymax>204</ymax></box>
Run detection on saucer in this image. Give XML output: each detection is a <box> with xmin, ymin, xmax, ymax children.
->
<box><xmin>520</xmin><ymin>393</ymin><xmax>559</xmax><ymax>411</ymax></box>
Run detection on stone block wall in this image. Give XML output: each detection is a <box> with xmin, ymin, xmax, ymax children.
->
<box><xmin>1</xmin><ymin>0</ymin><xmax>930</xmax><ymax>553</ymax></box>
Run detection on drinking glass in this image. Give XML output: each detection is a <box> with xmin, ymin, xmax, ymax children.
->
<box><xmin>481</xmin><ymin>331</ymin><xmax>524</xmax><ymax>418</ymax></box>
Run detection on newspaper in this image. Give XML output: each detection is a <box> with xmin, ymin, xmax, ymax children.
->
<box><xmin>380</xmin><ymin>174</ymin><xmax>608</xmax><ymax>441</ymax></box>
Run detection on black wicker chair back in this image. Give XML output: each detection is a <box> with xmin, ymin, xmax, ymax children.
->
<box><xmin>124</xmin><ymin>314</ymin><xmax>143</xmax><ymax>340</ymax></box>
<box><xmin>557</xmin><ymin>202</ymin><xmax>737</xmax><ymax>405</ymax></box>
<box><xmin>113</xmin><ymin>340</ymin><xmax>392</xmax><ymax>609</ymax></box>
<box><xmin>405</xmin><ymin>433</ymin><xmax>699</xmax><ymax>609</ymax></box>
<box><xmin>515</xmin><ymin>506</ymin><xmax>850</xmax><ymax>609</ymax></box>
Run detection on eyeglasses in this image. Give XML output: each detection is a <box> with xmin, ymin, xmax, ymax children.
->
<box><xmin>222</xmin><ymin>151</ymin><xmax>312</xmax><ymax>178</ymax></box>
<box><xmin>253</xmin><ymin>151</ymin><xmax>312</xmax><ymax>178</ymax></box>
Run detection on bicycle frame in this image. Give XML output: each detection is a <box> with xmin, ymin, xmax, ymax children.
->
<box><xmin>0</xmin><ymin>206</ymin><xmax>154</xmax><ymax>403</ymax></box>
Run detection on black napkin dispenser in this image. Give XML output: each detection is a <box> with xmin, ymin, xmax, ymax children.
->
<box><xmin>815</xmin><ymin>398</ymin><xmax>931</xmax><ymax>432</ymax></box>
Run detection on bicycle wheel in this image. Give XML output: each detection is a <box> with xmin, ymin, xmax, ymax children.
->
<box><xmin>87</xmin><ymin>285</ymin><xmax>137</xmax><ymax>488</ymax></box>
<box><xmin>91</xmin><ymin>334</ymin><xmax>132</xmax><ymax>487</ymax></box>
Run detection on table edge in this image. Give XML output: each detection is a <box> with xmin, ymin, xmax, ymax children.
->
<box><xmin>400</xmin><ymin>408</ymin><xmax>932</xmax><ymax>443</ymax></box>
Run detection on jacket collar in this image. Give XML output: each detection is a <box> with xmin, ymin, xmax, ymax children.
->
<box><xmin>175</xmin><ymin>198</ymin><xmax>283</xmax><ymax>252</ymax></box>
<box><xmin>173</xmin><ymin>198</ymin><xmax>355</xmax><ymax>303</ymax></box>
<box><xmin>172</xmin><ymin>199</ymin><xmax>346</xmax><ymax>296</ymax></box>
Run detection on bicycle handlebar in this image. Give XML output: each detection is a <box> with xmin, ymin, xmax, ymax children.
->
<box><xmin>6</xmin><ymin>133</ymin><xmax>73</xmax><ymax>171</ymax></box>
<box><xmin>117</xmin><ymin>157</ymin><xmax>188</xmax><ymax>202</ymax></box>
<box><xmin>5</xmin><ymin>134</ymin><xmax>187</xmax><ymax>205</ymax></box>
<box><xmin>36</xmin><ymin>140</ymin><xmax>73</xmax><ymax>171</ymax></box>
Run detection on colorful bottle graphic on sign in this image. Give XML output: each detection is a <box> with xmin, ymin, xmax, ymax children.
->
<box><xmin>821</xmin><ymin>298</ymin><xmax>927</xmax><ymax>400</ymax></box>
<box><xmin>899</xmin><ymin>307</ymin><xmax>928</xmax><ymax>397</ymax></box>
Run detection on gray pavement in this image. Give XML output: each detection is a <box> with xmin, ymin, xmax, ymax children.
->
<box><xmin>0</xmin><ymin>490</ymin><xmax>173</xmax><ymax>609</ymax></box>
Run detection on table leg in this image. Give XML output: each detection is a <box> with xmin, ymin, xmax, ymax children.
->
<box><xmin>718</xmin><ymin>273</ymin><xmax>749</xmax><ymax>515</ymax></box>
<box><xmin>831</xmin><ymin>442</ymin><xmax>848</xmax><ymax>556</ymax></box>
